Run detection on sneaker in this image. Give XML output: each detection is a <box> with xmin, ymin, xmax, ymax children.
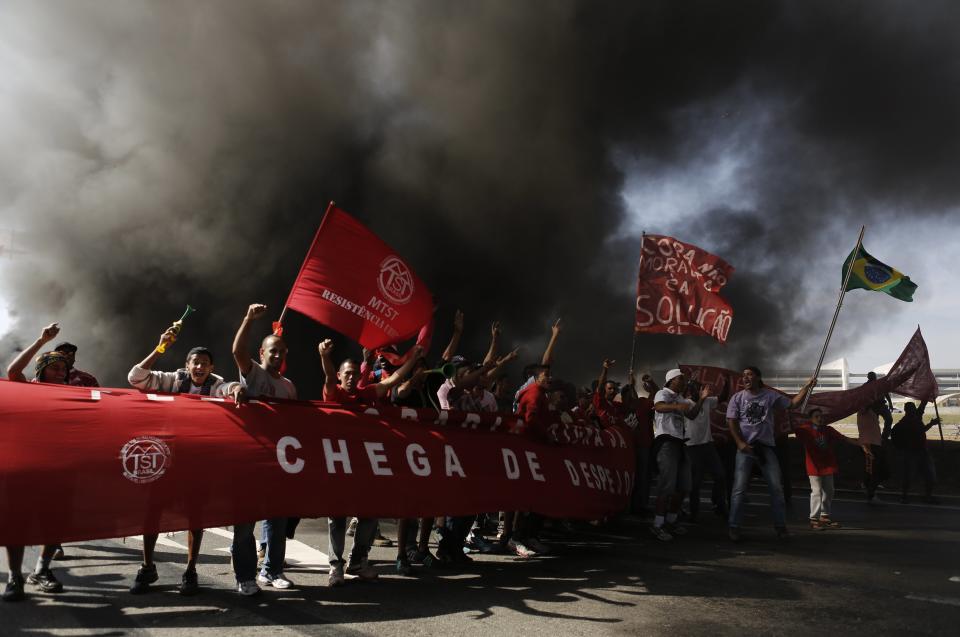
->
<box><xmin>818</xmin><ymin>518</ymin><xmax>841</xmax><ymax>529</ymax></box>
<box><xmin>508</xmin><ymin>538</ymin><xmax>535</xmax><ymax>558</ymax></box>
<box><xmin>345</xmin><ymin>560</ymin><xmax>378</xmax><ymax>581</ymax></box>
<box><xmin>346</xmin><ymin>518</ymin><xmax>358</xmax><ymax>537</ymax></box>
<box><xmin>525</xmin><ymin>537</ymin><xmax>551</xmax><ymax>555</ymax></box>
<box><xmin>257</xmin><ymin>572</ymin><xmax>293</xmax><ymax>589</ymax></box>
<box><xmin>129</xmin><ymin>563</ymin><xmax>158</xmax><ymax>594</ymax></box>
<box><xmin>373</xmin><ymin>533</ymin><xmax>394</xmax><ymax>547</ymax></box>
<box><xmin>809</xmin><ymin>519</ymin><xmax>825</xmax><ymax>531</ymax></box>
<box><xmin>237</xmin><ymin>580</ymin><xmax>261</xmax><ymax>596</ymax></box>
<box><xmin>396</xmin><ymin>559</ymin><xmax>412</xmax><ymax>576</ymax></box>
<box><xmin>3</xmin><ymin>575</ymin><xmax>25</xmax><ymax>602</ymax></box>
<box><xmin>649</xmin><ymin>525</ymin><xmax>673</xmax><ymax>542</ymax></box>
<box><xmin>328</xmin><ymin>564</ymin><xmax>345</xmax><ymax>587</ymax></box>
<box><xmin>28</xmin><ymin>568</ymin><xmax>63</xmax><ymax>593</ymax></box>
<box><xmin>775</xmin><ymin>526</ymin><xmax>791</xmax><ymax>541</ymax></box>
<box><xmin>728</xmin><ymin>527</ymin><xmax>742</xmax><ymax>543</ymax></box>
<box><xmin>179</xmin><ymin>569</ymin><xmax>199</xmax><ymax>596</ymax></box>
<box><xmin>666</xmin><ymin>523</ymin><xmax>687</xmax><ymax>537</ymax></box>
<box><xmin>407</xmin><ymin>548</ymin><xmax>438</xmax><ymax>567</ymax></box>
<box><xmin>52</xmin><ymin>546</ymin><xmax>66</xmax><ymax>561</ymax></box>
<box><xmin>466</xmin><ymin>533</ymin><xmax>497</xmax><ymax>554</ymax></box>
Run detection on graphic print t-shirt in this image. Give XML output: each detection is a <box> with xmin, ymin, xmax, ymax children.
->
<box><xmin>726</xmin><ymin>388</ymin><xmax>790</xmax><ymax>447</ymax></box>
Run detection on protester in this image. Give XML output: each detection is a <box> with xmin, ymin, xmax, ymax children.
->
<box><xmin>726</xmin><ymin>367</ymin><xmax>814</xmax><ymax>542</ymax></box>
<box><xmin>52</xmin><ymin>341</ymin><xmax>99</xmax><ymax>387</ymax></box>
<box><xmin>650</xmin><ymin>369</ymin><xmax>710</xmax><ymax>541</ymax></box>
<box><xmin>513</xmin><ymin>318</ymin><xmax>562</xmax><ymax>411</ymax></box>
<box><xmin>891</xmin><ymin>401</ymin><xmax>940</xmax><ymax>504</ymax></box>
<box><xmin>795</xmin><ymin>408</ymin><xmax>872</xmax><ymax>529</ymax></box>
<box><xmin>592</xmin><ymin>359</ymin><xmax>623</xmax><ymax>428</ymax></box>
<box><xmin>682</xmin><ymin>380</ymin><xmax>727</xmax><ymax>523</ymax></box>
<box><xmin>857</xmin><ymin>372</ymin><xmax>894</xmax><ymax>501</ymax></box>
<box><xmin>229</xmin><ymin>303</ymin><xmax>298</xmax><ymax>596</ymax></box>
<box><xmin>319</xmin><ymin>338</ymin><xmax>422</xmax><ymax>585</ymax></box>
<box><xmin>3</xmin><ymin>323</ymin><xmax>68</xmax><ymax>601</ymax></box>
<box><xmin>126</xmin><ymin>327</ymin><xmax>243</xmax><ymax>595</ymax></box>
<box><xmin>620</xmin><ymin>372</ymin><xmax>657</xmax><ymax>516</ymax></box>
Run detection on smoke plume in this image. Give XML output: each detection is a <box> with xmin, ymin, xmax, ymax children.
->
<box><xmin>1</xmin><ymin>1</ymin><xmax>958</xmax><ymax>396</ymax></box>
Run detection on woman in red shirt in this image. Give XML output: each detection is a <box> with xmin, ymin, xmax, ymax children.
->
<box><xmin>794</xmin><ymin>408</ymin><xmax>872</xmax><ymax>530</ymax></box>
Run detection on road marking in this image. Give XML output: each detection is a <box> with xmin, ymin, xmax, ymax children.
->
<box><xmin>126</xmin><ymin>534</ymin><xmax>189</xmax><ymax>551</ymax></box>
<box><xmin>205</xmin><ymin>526</ymin><xmax>330</xmax><ymax>569</ymax></box>
<box><xmin>905</xmin><ymin>594</ymin><xmax>960</xmax><ymax>607</ymax></box>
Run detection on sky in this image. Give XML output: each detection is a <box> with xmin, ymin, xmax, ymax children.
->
<box><xmin>1</xmin><ymin>1</ymin><xmax>958</xmax><ymax>396</ymax></box>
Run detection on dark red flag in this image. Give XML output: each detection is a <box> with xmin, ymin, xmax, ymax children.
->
<box><xmin>284</xmin><ymin>203</ymin><xmax>434</xmax><ymax>350</ymax></box>
<box><xmin>806</xmin><ymin>327</ymin><xmax>939</xmax><ymax>421</ymax></box>
<box><xmin>636</xmin><ymin>234</ymin><xmax>734</xmax><ymax>343</ymax></box>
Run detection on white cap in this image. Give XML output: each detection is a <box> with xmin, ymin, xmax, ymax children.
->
<box><xmin>665</xmin><ymin>368</ymin><xmax>683</xmax><ymax>383</ymax></box>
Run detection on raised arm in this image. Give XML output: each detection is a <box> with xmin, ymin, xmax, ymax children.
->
<box><xmin>376</xmin><ymin>346</ymin><xmax>424</xmax><ymax>396</ymax></box>
<box><xmin>135</xmin><ymin>327</ymin><xmax>178</xmax><ymax>371</ymax></box>
<box><xmin>482</xmin><ymin>321</ymin><xmax>501</xmax><ymax>365</ymax></box>
<box><xmin>485</xmin><ymin>347</ymin><xmax>520</xmax><ymax>380</ymax></box>
<box><xmin>440</xmin><ymin>310</ymin><xmax>464</xmax><ymax>362</ymax></box>
<box><xmin>541</xmin><ymin>318</ymin><xmax>562</xmax><ymax>366</ymax></box>
<box><xmin>596</xmin><ymin>359</ymin><xmax>614</xmax><ymax>394</ymax></box>
<box><xmin>232</xmin><ymin>303</ymin><xmax>267</xmax><ymax>376</ymax></box>
<box><xmin>6</xmin><ymin>323</ymin><xmax>60</xmax><ymax>382</ymax></box>
<box><xmin>788</xmin><ymin>377</ymin><xmax>816</xmax><ymax>409</ymax></box>
<box><xmin>318</xmin><ymin>339</ymin><xmax>338</xmax><ymax>396</ymax></box>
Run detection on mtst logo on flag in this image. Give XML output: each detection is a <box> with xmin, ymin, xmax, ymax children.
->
<box><xmin>635</xmin><ymin>234</ymin><xmax>735</xmax><ymax>343</ymax></box>
<box><xmin>284</xmin><ymin>204</ymin><xmax>434</xmax><ymax>349</ymax></box>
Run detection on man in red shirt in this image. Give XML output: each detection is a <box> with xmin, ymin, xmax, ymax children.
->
<box><xmin>794</xmin><ymin>408</ymin><xmax>871</xmax><ymax>529</ymax></box>
<box><xmin>514</xmin><ymin>365</ymin><xmax>553</xmax><ymax>440</ymax></box>
<box><xmin>318</xmin><ymin>339</ymin><xmax>421</xmax><ymax>586</ymax></box>
<box><xmin>592</xmin><ymin>359</ymin><xmax>623</xmax><ymax>428</ymax></box>
<box><xmin>621</xmin><ymin>370</ymin><xmax>657</xmax><ymax>515</ymax></box>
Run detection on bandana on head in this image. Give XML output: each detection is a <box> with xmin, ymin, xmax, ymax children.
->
<box><xmin>35</xmin><ymin>351</ymin><xmax>70</xmax><ymax>381</ymax></box>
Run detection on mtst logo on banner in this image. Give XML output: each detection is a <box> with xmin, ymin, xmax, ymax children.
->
<box><xmin>635</xmin><ymin>234</ymin><xmax>735</xmax><ymax>344</ymax></box>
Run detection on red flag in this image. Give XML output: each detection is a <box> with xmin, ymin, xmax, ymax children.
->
<box><xmin>635</xmin><ymin>234</ymin><xmax>734</xmax><ymax>343</ymax></box>
<box><xmin>284</xmin><ymin>203</ymin><xmax>434</xmax><ymax>350</ymax></box>
<box><xmin>806</xmin><ymin>327</ymin><xmax>939</xmax><ymax>421</ymax></box>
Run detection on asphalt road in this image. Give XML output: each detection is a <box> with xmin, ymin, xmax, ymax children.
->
<box><xmin>3</xmin><ymin>486</ymin><xmax>959</xmax><ymax>636</ymax></box>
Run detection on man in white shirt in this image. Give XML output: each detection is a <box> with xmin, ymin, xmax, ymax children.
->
<box><xmin>682</xmin><ymin>380</ymin><xmax>727</xmax><ymax>523</ymax></box>
<box><xmin>230</xmin><ymin>303</ymin><xmax>298</xmax><ymax>596</ymax></box>
<box><xmin>651</xmin><ymin>369</ymin><xmax>709</xmax><ymax>541</ymax></box>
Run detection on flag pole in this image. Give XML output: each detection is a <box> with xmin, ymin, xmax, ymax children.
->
<box><xmin>801</xmin><ymin>225</ymin><xmax>866</xmax><ymax>412</ymax></box>
<box><xmin>933</xmin><ymin>399</ymin><xmax>945</xmax><ymax>450</ymax></box>
<box><xmin>628</xmin><ymin>231</ymin><xmax>646</xmax><ymax>376</ymax></box>
<box><xmin>274</xmin><ymin>200</ymin><xmax>336</xmax><ymax>334</ymax></box>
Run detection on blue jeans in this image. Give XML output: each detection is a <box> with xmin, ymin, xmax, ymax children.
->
<box><xmin>259</xmin><ymin>518</ymin><xmax>288</xmax><ymax>576</ymax></box>
<box><xmin>728</xmin><ymin>445</ymin><xmax>786</xmax><ymax>529</ymax></box>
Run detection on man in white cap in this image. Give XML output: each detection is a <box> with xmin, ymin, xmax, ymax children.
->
<box><xmin>650</xmin><ymin>369</ymin><xmax>710</xmax><ymax>541</ymax></box>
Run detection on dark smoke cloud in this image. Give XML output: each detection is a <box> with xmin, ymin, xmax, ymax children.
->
<box><xmin>1</xmin><ymin>1</ymin><xmax>957</xmax><ymax>396</ymax></box>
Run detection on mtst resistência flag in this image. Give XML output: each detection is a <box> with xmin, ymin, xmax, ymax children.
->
<box><xmin>843</xmin><ymin>244</ymin><xmax>917</xmax><ymax>302</ymax></box>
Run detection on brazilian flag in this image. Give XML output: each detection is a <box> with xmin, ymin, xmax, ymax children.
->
<box><xmin>843</xmin><ymin>245</ymin><xmax>917</xmax><ymax>302</ymax></box>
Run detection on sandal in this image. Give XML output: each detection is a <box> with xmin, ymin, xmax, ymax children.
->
<box><xmin>819</xmin><ymin>517</ymin><xmax>841</xmax><ymax>529</ymax></box>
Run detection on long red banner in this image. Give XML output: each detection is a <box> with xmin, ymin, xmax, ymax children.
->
<box><xmin>0</xmin><ymin>380</ymin><xmax>634</xmax><ymax>546</ymax></box>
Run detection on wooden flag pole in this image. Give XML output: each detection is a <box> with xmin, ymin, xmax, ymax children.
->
<box><xmin>628</xmin><ymin>231</ymin><xmax>646</xmax><ymax>376</ymax></box>
<box><xmin>801</xmin><ymin>225</ymin><xmax>866</xmax><ymax>412</ymax></box>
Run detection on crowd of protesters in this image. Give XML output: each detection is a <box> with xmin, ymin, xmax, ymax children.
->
<box><xmin>1</xmin><ymin>308</ymin><xmax>944</xmax><ymax>601</ymax></box>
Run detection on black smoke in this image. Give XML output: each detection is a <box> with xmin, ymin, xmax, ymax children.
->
<box><xmin>1</xmin><ymin>1</ymin><xmax>957</xmax><ymax>397</ymax></box>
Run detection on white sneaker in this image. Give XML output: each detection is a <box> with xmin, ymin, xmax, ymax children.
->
<box><xmin>525</xmin><ymin>538</ymin><xmax>551</xmax><ymax>554</ymax></box>
<box><xmin>345</xmin><ymin>560</ymin><xmax>378</xmax><ymax>581</ymax></box>
<box><xmin>649</xmin><ymin>525</ymin><xmax>673</xmax><ymax>542</ymax></box>
<box><xmin>328</xmin><ymin>565</ymin><xmax>345</xmax><ymax>587</ymax></box>
<box><xmin>237</xmin><ymin>580</ymin><xmax>261</xmax><ymax>596</ymax></box>
<box><xmin>257</xmin><ymin>572</ymin><xmax>293</xmax><ymax>589</ymax></box>
<box><xmin>508</xmin><ymin>538</ymin><xmax>534</xmax><ymax>558</ymax></box>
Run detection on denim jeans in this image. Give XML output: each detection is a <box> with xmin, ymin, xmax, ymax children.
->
<box><xmin>327</xmin><ymin>517</ymin><xmax>377</xmax><ymax>568</ymax></box>
<box><xmin>728</xmin><ymin>444</ymin><xmax>786</xmax><ymax>529</ymax></box>
<box><xmin>231</xmin><ymin>522</ymin><xmax>258</xmax><ymax>583</ymax></box>
<box><xmin>260</xmin><ymin>517</ymin><xmax>288</xmax><ymax>576</ymax></box>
